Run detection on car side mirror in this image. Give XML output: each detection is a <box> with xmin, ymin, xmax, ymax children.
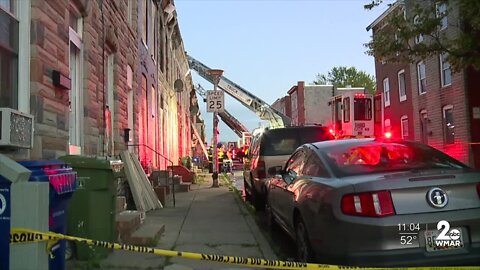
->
<box><xmin>267</xmin><ymin>166</ymin><xmax>283</xmax><ymax>176</ymax></box>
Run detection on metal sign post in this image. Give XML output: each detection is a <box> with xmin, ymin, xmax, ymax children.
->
<box><xmin>206</xmin><ymin>69</ymin><xmax>224</xmax><ymax>188</ymax></box>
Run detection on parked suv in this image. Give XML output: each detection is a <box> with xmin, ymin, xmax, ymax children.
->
<box><xmin>243</xmin><ymin>125</ymin><xmax>334</xmax><ymax>209</ymax></box>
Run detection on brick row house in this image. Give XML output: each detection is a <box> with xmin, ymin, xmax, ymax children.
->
<box><xmin>0</xmin><ymin>0</ymin><xmax>201</xmax><ymax>170</ymax></box>
<box><xmin>367</xmin><ymin>0</ymin><xmax>480</xmax><ymax>168</ymax></box>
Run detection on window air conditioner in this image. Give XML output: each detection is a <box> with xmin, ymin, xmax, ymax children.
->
<box><xmin>0</xmin><ymin>108</ymin><xmax>34</xmax><ymax>149</ymax></box>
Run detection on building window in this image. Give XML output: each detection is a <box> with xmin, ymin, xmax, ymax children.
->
<box><xmin>0</xmin><ymin>2</ymin><xmax>18</xmax><ymax>109</ymax></box>
<box><xmin>127</xmin><ymin>65</ymin><xmax>133</xmax><ymax>142</ymax></box>
<box><xmin>394</xmin><ymin>30</ymin><xmax>400</xmax><ymax>56</ymax></box>
<box><xmin>436</xmin><ymin>2</ymin><xmax>448</xmax><ymax>30</ymax></box>
<box><xmin>400</xmin><ymin>115</ymin><xmax>409</xmax><ymax>140</ymax></box>
<box><xmin>142</xmin><ymin>0</ymin><xmax>148</xmax><ymax>47</ymax></box>
<box><xmin>68</xmin><ymin>6</ymin><xmax>83</xmax><ymax>154</ymax></box>
<box><xmin>443</xmin><ymin>105</ymin><xmax>454</xmax><ymax>144</ymax></box>
<box><xmin>417</xmin><ymin>61</ymin><xmax>426</xmax><ymax>94</ymax></box>
<box><xmin>343</xmin><ymin>97</ymin><xmax>350</xmax><ymax>123</ymax></box>
<box><xmin>152</xmin><ymin>3</ymin><xmax>158</xmax><ymax>61</ymax></box>
<box><xmin>420</xmin><ymin>110</ymin><xmax>428</xmax><ymax>144</ymax></box>
<box><xmin>398</xmin><ymin>69</ymin><xmax>406</xmax><ymax>102</ymax></box>
<box><xmin>107</xmin><ymin>53</ymin><xmax>115</xmax><ymax>155</ymax></box>
<box><xmin>383</xmin><ymin>78</ymin><xmax>390</xmax><ymax>107</ymax></box>
<box><xmin>127</xmin><ymin>0</ymin><xmax>133</xmax><ymax>27</ymax></box>
<box><xmin>440</xmin><ymin>53</ymin><xmax>452</xmax><ymax>87</ymax></box>
<box><xmin>384</xmin><ymin>118</ymin><xmax>391</xmax><ymax>134</ymax></box>
<box><xmin>414</xmin><ymin>15</ymin><xmax>423</xmax><ymax>44</ymax></box>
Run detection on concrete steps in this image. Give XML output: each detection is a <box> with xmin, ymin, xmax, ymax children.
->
<box><xmin>115</xmin><ymin>210</ymin><xmax>164</xmax><ymax>246</ymax></box>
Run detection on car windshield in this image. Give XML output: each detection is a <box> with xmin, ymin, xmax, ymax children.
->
<box><xmin>321</xmin><ymin>141</ymin><xmax>469</xmax><ymax>177</ymax></box>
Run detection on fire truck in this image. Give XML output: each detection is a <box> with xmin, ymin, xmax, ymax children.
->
<box><xmin>329</xmin><ymin>91</ymin><xmax>385</xmax><ymax>139</ymax></box>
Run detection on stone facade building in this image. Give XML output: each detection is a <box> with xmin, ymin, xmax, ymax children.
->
<box><xmin>0</xmin><ymin>0</ymin><xmax>199</xmax><ymax>170</ymax></box>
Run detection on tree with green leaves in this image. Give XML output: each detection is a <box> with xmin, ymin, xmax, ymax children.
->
<box><xmin>313</xmin><ymin>66</ymin><xmax>376</xmax><ymax>94</ymax></box>
<box><xmin>365</xmin><ymin>0</ymin><xmax>480</xmax><ymax>72</ymax></box>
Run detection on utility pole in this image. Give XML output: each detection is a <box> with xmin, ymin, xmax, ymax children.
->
<box><xmin>207</xmin><ymin>69</ymin><xmax>224</xmax><ymax>188</ymax></box>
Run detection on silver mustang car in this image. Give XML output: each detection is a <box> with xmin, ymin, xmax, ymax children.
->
<box><xmin>265</xmin><ymin>138</ymin><xmax>480</xmax><ymax>267</ymax></box>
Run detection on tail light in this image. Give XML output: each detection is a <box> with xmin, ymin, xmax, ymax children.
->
<box><xmin>341</xmin><ymin>190</ymin><xmax>395</xmax><ymax>217</ymax></box>
<box><xmin>257</xmin><ymin>159</ymin><xmax>266</xmax><ymax>179</ymax></box>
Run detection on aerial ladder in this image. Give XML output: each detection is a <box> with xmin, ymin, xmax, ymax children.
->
<box><xmin>195</xmin><ymin>84</ymin><xmax>251</xmax><ymax>139</ymax></box>
<box><xmin>188</xmin><ymin>55</ymin><xmax>291</xmax><ymax>129</ymax></box>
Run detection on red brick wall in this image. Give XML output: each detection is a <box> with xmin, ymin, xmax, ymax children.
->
<box><xmin>375</xmin><ymin>61</ymin><xmax>414</xmax><ymax>141</ymax></box>
<box><xmin>466</xmin><ymin>67</ymin><xmax>480</xmax><ymax>168</ymax></box>
<box><xmin>297</xmin><ymin>81</ymin><xmax>306</xmax><ymax>124</ymax></box>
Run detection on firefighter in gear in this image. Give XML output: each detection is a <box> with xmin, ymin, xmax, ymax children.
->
<box><xmin>208</xmin><ymin>146</ymin><xmax>214</xmax><ymax>173</ymax></box>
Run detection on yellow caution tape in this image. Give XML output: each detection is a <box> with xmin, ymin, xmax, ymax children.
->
<box><xmin>9</xmin><ymin>228</ymin><xmax>476</xmax><ymax>270</ymax></box>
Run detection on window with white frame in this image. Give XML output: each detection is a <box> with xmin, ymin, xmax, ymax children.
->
<box><xmin>68</xmin><ymin>5</ymin><xmax>83</xmax><ymax>154</ymax></box>
<box><xmin>142</xmin><ymin>0</ymin><xmax>147</xmax><ymax>47</ymax></box>
<box><xmin>400</xmin><ymin>115</ymin><xmax>409</xmax><ymax>140</ymax></box>
<box><xmin>383</xmin><ymin>78</ymin><xmax>390</xmax><ymax>107</ymax></box>
<box><xmin>394</xmin><ymin>30</ymin><xmax>400</xmax><ymax>56</ymax></box>
<box><xmin>413</xmin><ymin>15</ymin><xmax>423</xmax><ymax>44</ymax></box>
<box><xmin>436</xmin><ymin>2</ymin><xmax>448</xmax><ymax>30</ymax></box>
<box><xmin>127</xmin><ymin>65</ymin><xmax>133</xmax><ymax>142</ymax></box>
<box><xmin>443</xmin><ymin>105</ymin><xmax>454</xmax><ymax>144</ymax></box>
<box><xmin>152</xmin><ymin>2</ymin><xmax>157</xmax><ymax>61</ymax></box>
<box><xmin>384</xmin><ymin>118</ymin><xmax>391</xmax><ymax>134</ymax></box>
<box><xmin>127</xmin><ymin>0</ymin><xmax>133</xmax><ymax>27</ymax></box>
<box><xmin>398</xmin><ymin>69</ymin><xmax>406</xmax><ymax>102</ymax></box>
<box><xmin>420</xmin><ymin>109</ymin><xmax>428</xmax><ymax>144</ymax></box>
<box><xmin>0</xmin><ymin>1</ymin><xmax>18</xmax><ymax>109</ymax></box>
<box><xmin>440</xmin><ymin>53</ymin><xmax>452</xmax><ymax>86</ymax></box>
<box><xmin>417</xmin><ymin>61</ymin><xmax>426</xmax><ymax>94</ymax></box>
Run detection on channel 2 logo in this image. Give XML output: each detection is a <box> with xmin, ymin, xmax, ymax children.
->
<box><xmin>435</xmin><ymin>220</ymin><xmax>462</xmax><ymax>247</ymax></box>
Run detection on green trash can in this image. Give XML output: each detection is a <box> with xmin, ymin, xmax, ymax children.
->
<box><xmin>58</xmin><ymin>155</ymin><xmax>124</xmax><ymax>260</ymax></box>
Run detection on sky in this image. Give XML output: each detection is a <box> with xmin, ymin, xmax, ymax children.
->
<box><xmin>175</xmin><ymin>0</ymin><xmax>390</xmax><ymax>144</ymax></box>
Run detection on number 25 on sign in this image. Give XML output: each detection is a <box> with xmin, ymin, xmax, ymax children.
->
<box><xmin>206</xmin><ymin>90</ymin><xmax>225</xmax><ymax>113</ymax></box>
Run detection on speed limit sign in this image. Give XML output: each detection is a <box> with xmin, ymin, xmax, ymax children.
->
<box><xmin>206</xmin><ymin>90</ymin><xmax>225</xmax><ymax>112</ymax></box>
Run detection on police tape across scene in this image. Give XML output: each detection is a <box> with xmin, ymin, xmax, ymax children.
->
<box><xmin>9</xmin><ymin>228</ymin><xmax>475</xmax><ymax>270</ymax></box>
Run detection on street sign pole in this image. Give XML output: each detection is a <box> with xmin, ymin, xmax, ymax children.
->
<box><xmin>207</xmin><ymin>69</ymin><xmax>224</xmax><ymax>188</ymax></box>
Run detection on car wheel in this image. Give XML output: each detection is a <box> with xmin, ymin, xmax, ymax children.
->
<box><xmin>243</xmin><ymin>178</ymin><xmax>252</xmax><ymax>203</ymax></box>
<box><xmin>265</xmin><ymin>196</ymin><xmax>277</xmax><ymax>232</ymax></box>
<box><xmin>252</xmin><ymin>186</ymin><xmax>265</xmax><ymax>211</ymax></box>
<box><xmin>65</xmin><ymin>240</ymin><xmax>75</xmax><ymax>260</ymax></box>
<box><xmin>295</xmin><ymin>217</ymin><xmax>315</xmax><ymax>263</ymax></box>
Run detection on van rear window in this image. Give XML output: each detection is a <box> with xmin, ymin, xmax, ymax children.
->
<box><xmin>260</xmin><ymin>128</ymin><xmax>333</xmax><ymax>156</ymax></box>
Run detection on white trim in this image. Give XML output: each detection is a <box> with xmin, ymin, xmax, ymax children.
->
<box><xmin>413</xmin><ymin>15</ymin><xmax>424</xmax><ymax>44</ymax></box>
<box><xmin>383</xmin><ymin>78</ymin><xmax>390</xmax><ymax>107</ymax></box>
<box><xmin>17</xmin><ymin>0</ymin><xmax>30</xmax><ymax>113</ymax></box>
<box><xmin>417</xmin><ymin>61</ymin><xmax>426</xmax><ymax>95</ymax></box>
<box><xmin>398</xmin><ymin>69</ymin><xmax>406</xmax><ymax>102</ymax></box>
<box><xmin>440</xmin><ymin>53</ymin><xmax>452</xmax><ymax>87</ymax></box>
<box><xmin>442</xmin><ymin>105</ymin><xmax>454</xmax><ymax>144</ymax></box>
<box><xmin>400</xmin><ymin>115</ymin><xmax>408</xmax><ymax>139</ymax></box>
<box><xmin>436</xmin><ymin>2</ymin><xmax>448</xmax><ymax>31</ymax></box>
<box><xmin>442</xmin><ymin>104</ymin><xmax>453</xmax><ymax>118</ymax></box>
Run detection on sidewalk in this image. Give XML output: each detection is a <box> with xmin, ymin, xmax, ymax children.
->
<box><xmin>71</xmin><ymin>172</ymin><xmax>276</xmax><ymax>270</ymax></box>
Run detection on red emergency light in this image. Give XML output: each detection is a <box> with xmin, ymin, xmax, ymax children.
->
<box><xmin>384</xmin><ymin>132</ymin><xmax>392</xmax><ymax>139</ymax></box>
<box><xmin>354</xmin><ymin>93</ymin><xmax>366</xmax><ymax>98</ymax></box>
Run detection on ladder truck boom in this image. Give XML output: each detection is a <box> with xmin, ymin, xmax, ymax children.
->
<box><xmin>195</xmin><ymin>84</ymin><xmax>250</xmax><ymax>138</ymax></box>
<box><xmin>188</xmin><ymin>55</ymin><xmax>291</xmax><ymax>128</ymax></box>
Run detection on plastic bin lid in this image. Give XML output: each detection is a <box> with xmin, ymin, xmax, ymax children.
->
<box><xmin>59</xmin><ymin>155</ymin><xmax>123</xmax><ymax>170</ymax></box>
<box><xmin>18</xmin><ymin>159</ymin><xmax>66</xmax><ymax>168</ymax></box>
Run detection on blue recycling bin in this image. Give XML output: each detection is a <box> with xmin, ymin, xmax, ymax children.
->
<box><xmin>0</xmin><ymin>176</ymin><xmax>11</xmax><ymax>270</ymax></box>
<box><xmin>19</xmin><ymin>160</ymin><xmax>77</xmax><ymax>270</ymax></box>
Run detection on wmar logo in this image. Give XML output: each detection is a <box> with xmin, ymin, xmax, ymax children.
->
<box><xmin>427</xmin><ymin>187</ymin><xmax>448</xmax><ymax>208</ymax></box>
<box><xmin>435</xmin><ymin>220</ymin><xmax>462</xmax><ymax>248</ymax></box>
